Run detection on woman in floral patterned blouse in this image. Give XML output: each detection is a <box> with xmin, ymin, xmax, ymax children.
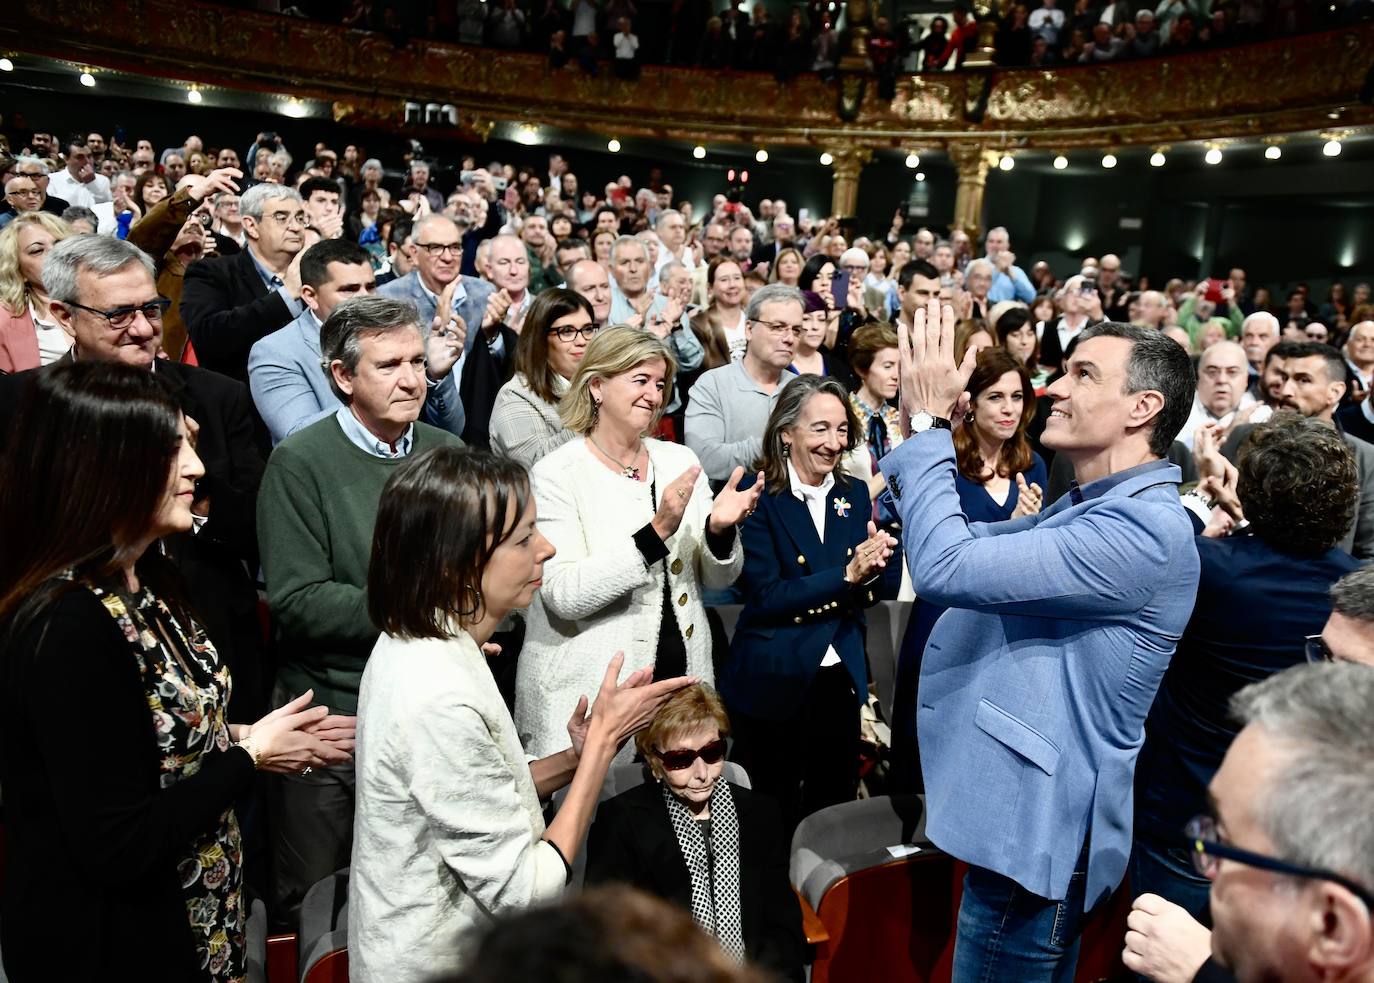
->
<box><xmin>0</xmin><ymin>362</ymin><xmax>351</xmax><ymax>981</ymax></box>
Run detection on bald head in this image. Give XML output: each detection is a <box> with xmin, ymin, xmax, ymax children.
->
<box><xmin>568</xmin><ymin>258</ymin><xmax>612</xmax><ymax>324</ymax></box>
<box><xmin>1198</xmin><ymin>340</ymin><xmax>1248</xmax><ymax>417</ymax></box>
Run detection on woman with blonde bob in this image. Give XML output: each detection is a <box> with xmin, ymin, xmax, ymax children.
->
<box><xmin>0</xmin><ymin>210</ymin><xmax>72</xmax><ymax>372</ymax></box>
<box><xmin>585</xmin><ymin>685</ymin><xmax>806</xmax><ymax>979</ymax></box>
<box><xmin>515</xmin><ymin>326</ymin><xmax>763</xmax><ymax>760</ymax></box>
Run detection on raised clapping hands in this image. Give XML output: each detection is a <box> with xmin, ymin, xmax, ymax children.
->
<box><xmin>709</xmin><ymin>465</ymin><xmax>765</xmax><ymax>535</ymax></box>
<box><xmin>651</xmin><ymin>465</ymin><xmax>700</xmax><ymax>541</ymax></box>
<box><xmin>897</xmin><ymin>296</ymin><xmax>979</xmax><ymax>436</ymax></box>
<box><xmin>845</xmin><ymin>520</ymin><xmax>898</xmax><ymax>584</ymax></box>
<box><xmin>1011</xmin><ymin>473</ymin><xmax>1044</xmax><ymax>518</ymax></box>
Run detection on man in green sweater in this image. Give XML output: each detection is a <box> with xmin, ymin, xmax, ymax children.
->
<box><xmin>257</xmin><ymin>293</ymin><xmax>461</xmax><ymax>925</ymax></box>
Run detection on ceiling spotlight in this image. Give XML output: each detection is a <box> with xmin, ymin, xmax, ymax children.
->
<box><xmin>79</xmin><ymin>70</ymin><xmax>96</xmax><ymax>87</ymax></box>
<box><xmin>187</xmin><ymin>87</ymin><xmax>203</xmax><ymax>104</ymax></box>
<box><xmin>0</xmin><ymin>57</ymin><xmax>14</xmax><ymax>73</ymax></box>
<box><xmin>1264</xmin><ymin>145</ymin><xmax>1282</xmax><ymax>160</ymax></box>
<box><xmin>693</xmin><ymin>145</ymin><xmax>706</xmax><ymax>160</ymax></box>
<box><xmin>1323</xmin><ymin>139</ymin><xmax>1342</xmax><ymax>157</ymax></box>
<box><xmin>819</xmin><ymin>152</ymin><xmax>833</xmax><ymax>166</ymax></box>
<box><xmin>1204</xmin><ymin>147</ymin><xmax>1223</xmax><ymax>165</ymax></box>
<box><xmin>281</xmin><ymin>98</ymin><xmax>307</xmax><ymax>118</ymax></box>
<box><xmin>607</xmin><ymin>138</ymin><xmax>621</xmax><ymax>153</ymax></box>
<box><xmin>905</xmin><ymin>152</ymin><xmax>920</xmax><ymax>169</ymax></box>
<box><xmin>1149</xmin><ymin>151</ymin><xmax>1166</xmax><ymax>167</ymax></box>
<box><xmin>755</xmin><ymin>149</ymin><xmax>769</xmax><ymax>163</ymax></box>
<box><xmin>998</xmin><ymin>154</ymin><xmax>1014</xmax><ymax>171</ymax></box>
<box><xmin>915</xmin><ymin>172</ymin><xmax>926</xmax><ymax>182</ymax></box>
<box><xmin>1101</xmin><ymin>153</ymin><xmax>1117</xmax><ymax>169</ymax></box>
<box><xmin>1052</xmin><ymin>155</ymin><xmax>1068</xmax><ymax>170</ymax></box>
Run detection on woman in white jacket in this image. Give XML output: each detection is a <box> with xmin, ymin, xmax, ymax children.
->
<box><xmin>516</xmin><ymin>326</ymin><xmax>762</xmax><ymax>758</ymax></box>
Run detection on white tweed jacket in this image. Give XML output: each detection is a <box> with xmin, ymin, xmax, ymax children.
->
<box><xmin>515</xmin><ymin>438</ymin><xmax>743</xmax><ymax>758</ymax></box>
<box><xmin>349</xmin><ymin>630</ymin><xmax>566</xmax><ymax>983</ymax></box>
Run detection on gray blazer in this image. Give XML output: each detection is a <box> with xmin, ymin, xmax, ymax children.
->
<box><xmin>247</xmin><ymin>308</ymin><xmax>465</xmax><ymax>445</ymax></box>
<box><xmin>377</xmin><ymin>270</ymin><xmax>495</xmax><ymax>355</ymax></box>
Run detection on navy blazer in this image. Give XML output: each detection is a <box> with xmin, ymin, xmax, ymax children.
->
<box><xmin>719</xmin><ymin>473</ymin><xmax>877</xmax><ymax>721</ymax></box>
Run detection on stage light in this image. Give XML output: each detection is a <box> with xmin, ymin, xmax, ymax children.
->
<box><xmin>79</xmin><ymin>71</ymin><xmax>96</xmax><ymax>87</ymax></box>
<box><xmin>819</xmin><ymin>152</ymin><xmax>833</xmax><ymax>165</ymax></box>
<box><xmin>998</xmin><ymin>154</ymin><xmax>1014</xmax><ymax>171</ymax></box>
<box><xmin>905</xmin><ymin>153</ymin><xmax>920</xmax><ymax>169</ymax></box>
<box><xmin>607</xmin><ymin>138</ymin><xmax>621</xmax><ymax>153</ymax></box>
<box><xmin>755</xmin><ymin>148</ymin><xmax>768</xmax><ymax>163</ymax></box>
<box><xmin>693</xmin><ymin>145</ymin><xmax>706</xmax><ymax>159</ymax></box>
<box><xmin>1149</xmin><ymin>151</ymin><xmax>1166</xmax><ymax>167</ymax></box>
<box><xmin>915</xmin><ymin>172</ymin><xmax>926</xmax><ymax>182</ymax></box>
<box><xmin>1264</xmin><ymin>145</ymin><xmax>1282</xmax><ymax>160</ymax></box>
<box><xmin>1204</xmin><ymin>147</ymin><xmax>1223</xmax><ymax>165</ymax></box>
<box><xmin>0</xmin><ymin>58</ymin><xmax>14</xmax><ymax>73</ymax></box>
<box><xmin>1052</xmin><ymin>155</ymin><xmax>1068</xmax><ymax>170</ymax></box>
<box><xmin>281</xmin><ymin>98</ymin><xmax>307</xmax><ymax>118</ymax></box>
<box><xmin>1323</xmin><ymin>139</ymin><xmax>1342</xmax><ymax>157</ymax></box>
<box><xmin>1101</xmin><ymin>153</ymin><xmax>1117</xmax><ymax>168</ymax></box>
<box><xmin>187</xmin><ymin>87</ymin><xmax>203</xmax><ymax>104</ymax></box>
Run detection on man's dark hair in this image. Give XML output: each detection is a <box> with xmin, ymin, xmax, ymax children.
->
<box><xmin>1283</xmin><ymin>341</ymin><xmax>1346</xmax><ymax>385</ymax></box>
<box><xmin>556</xmin><ymin>238</ymin><xmax>590</xmax><ymax>259</ymax></box>
<box><xmin>594</xmin><ymin>206</ymin><xmax>619</xmax><ymax>228</ymax></box>
<box><xmin>1264</xmin><ymin>339</ymin><xmax>1304</xmax><ymax>368</ymax></box>
<box><xmin>1330</xmin><ymin>566</ymin><xmax>1374</xmax><ymax>624</ymax></box>
<box><xmin>1078</xmin><ymin>321</ymin><xmax>1196</xmax><ymax>457</ymax></box>
<box><xmin>300</xmin><ymin>239</ymin><xmax>372</xmax><ymax>290</ymax></box>
<box><xmin>299</xmin><ymin>176</ymin><xmax>341</xmax><ymax>200</ymax></box>
<box><xmin>66</xmin><ymin>134</ymin><xmax>89</xmax><ymax>154</ymax></box>
<box><xmin>1236</xmin><ymin>413</ymin><xmax>1356</xmax><ymax>556</ymax></box>
<box><xmin>898</xmin><ymin>258</ymin><xmax>940</xmax><ymax>291</ymax></box>
<box><xmin>388</xmin><ymin>215</ymin><xmax>415</xmax><ymax>252</ymax></box>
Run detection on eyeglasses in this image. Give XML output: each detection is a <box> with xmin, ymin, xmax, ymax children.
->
<box><xmin>751</xmin><ymin>319</ymin><xmax>803</xmax><ymax>338</ymax></box>
<box><xmin>656</xmin><ymin>738</ymin><xmax>727</xmax><ymax>772</ymax></box>
<box><xmin>65</xmin><ymin>298</ymin><xmax>171</xmax><ymax>330</ymax></box>
<box><xmin>15</xmin><ymin>170</ymin><xmax>47</xmax><ymax>179</ymax></box>
<box><xmin>416</xmin><ymin>242</ymin><xmax>460</xmax><ymax>257</ymax></box>
<box><xmin>5</xmin><ymin>189</ymin><xmax>41</xmax><ymax>199</ymax></box>
<box><xmin>1185</xmin><ymin>815</ymin><xmax>1374</xmax><ymax>910</ymax></box>
<box><xmin>265</xmin><ymin>211</ymin><xmax>307</xmax><ymax>228</ymax></box>
<box><xmin>1305</xmin><ymin>634</ymin><xmax>1335</xmax><ymax>663</ymax></box>
<box><xmin>547</xmin><ymin>324</ymin><xmax>600</xmax><ymax>343</ymax></box>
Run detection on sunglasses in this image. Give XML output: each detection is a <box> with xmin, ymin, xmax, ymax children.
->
<box><xmin>656</xmin><ymin>738</ymin><xmax>727</xmax><ymax>772</ymax></box>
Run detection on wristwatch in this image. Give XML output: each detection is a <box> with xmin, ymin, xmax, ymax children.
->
<box><xmin>909</xmin><ymin>411</ymin><xmax>952</xmax><ymax>433</ymax></box>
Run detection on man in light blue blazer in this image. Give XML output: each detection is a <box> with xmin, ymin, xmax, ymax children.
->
<box><xmin>248</xmin><ymin>239</ymin><xmax>465</xmax><ymax>444</ymax></box>
<box><xmin>880</xmin><ymin>305</ymin><xmax>1200</xmax><ymax>982</ymax></box>
<box><xmin>378</xmin><ymin>213</ymin><xmax>495</xmax><ymax>358</ymax></box>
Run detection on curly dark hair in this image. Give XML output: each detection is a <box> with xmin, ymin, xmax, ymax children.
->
<box><xmin>1237</xmin><ymin>413</ymin><xmax>1356</xmax><ymax>556</ymax></box>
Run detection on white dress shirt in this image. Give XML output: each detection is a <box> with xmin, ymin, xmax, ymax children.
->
<box><xmin>788</xmin><ymin>461</ymin><xmax>841</xmax><ymax>667</ymax></box>
<box><xmin>47</xmin><ymin>168</ymin><xmax>112</xmax><ymax>207</ymax></box>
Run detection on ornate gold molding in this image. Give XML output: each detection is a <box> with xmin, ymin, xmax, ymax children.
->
<box><xmin>4</xmin><ymin>0</ymin><xmax>1371</xmax><ymax>153</ymax></box>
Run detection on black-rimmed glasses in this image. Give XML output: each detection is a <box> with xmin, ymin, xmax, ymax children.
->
<box><xmin>1305</xmin><ymin>634</ymin><xmax>1335</xmax><ymax>663</ymax></box>
<box><xmin>750</xmin><ymin>318</ymin><xmax>803</xmax><ymax>338</ymax></box>
<box><xmin>415</xmin><ymin>242</ymin><xmax>461</xmax><ymax>257</ymax></box>
<box><xmin>1185</xmin><ymin>815</ymin><xmax>1374</xmax><ymax>910</ymax></box>
<box><xmin>66</xmin><ymin>298</ymin><xmax>171</xmax><ymax>330</ymax></box>
<box><xmin>546</xmin><ymin>324</ymin><xmax>599</xmax><ymax>343</ymax></box>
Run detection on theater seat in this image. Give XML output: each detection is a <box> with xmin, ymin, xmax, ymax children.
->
<box><xmin>298</xmin><ymin>868</ymin><xmax>349</xmax><ymax>983</ymax></box>
<box><xmin>790</xmin><ymin>795</ymin><xmax>959</xmax><ymax>983</ymax></box>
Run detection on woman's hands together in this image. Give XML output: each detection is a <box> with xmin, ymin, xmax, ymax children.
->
<box><xmin>243</xmin><ymin>690</ymin><xmax>355</xmax><ymax>774</ymax></box>
<box><xmin>845</xmin><ymin>520</ymin><xmax>898</xmax><ymax>584</ymax></box>
<box><xmin>1011</xmin><ymin>474</ymin><xmax>1043</xmax><ymax>518</ymax></box>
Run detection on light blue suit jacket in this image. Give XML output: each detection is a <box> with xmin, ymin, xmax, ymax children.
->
<box><xmin>247</xmin><ymin>308</ymin><xmax>464</xmax><ymax>445</ymax></box>
<box><xmin>880</xmin><ymin>432</ymin><xmax>1198</xmax><ymax>907</ymax></box>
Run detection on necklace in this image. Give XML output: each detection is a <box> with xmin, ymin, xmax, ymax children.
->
<box><xmin>589</xmin><ymin>433</ymin><xmax>643</xmax><ymax>480</ymax></box>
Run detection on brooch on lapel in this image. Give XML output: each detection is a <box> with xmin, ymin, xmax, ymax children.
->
<box><xmin>833</xmin><ymin>497</ymin><xmax>851</xmax><ymax>518</ymax></box>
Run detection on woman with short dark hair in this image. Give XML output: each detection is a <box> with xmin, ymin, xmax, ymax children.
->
<box><xmin>0</xmin><ymin>362</ymin><xmax>346</xmax><ymax>980</ymax></box>
<box><xmin>349</xmin><ymin>446</ymin><xmax>693</xmax><ymax>982</ymax></box>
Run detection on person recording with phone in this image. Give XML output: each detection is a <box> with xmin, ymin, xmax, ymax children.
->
<box><xmin>1038</xmin><ymin>273</ymin><xmax>1105</xmax><ymax>374</ymax></box>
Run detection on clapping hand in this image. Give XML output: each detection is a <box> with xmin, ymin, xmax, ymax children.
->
<box><xmin>709</xmin><ymin>466</ymin><xmax>764</xmax><ymax>535</ymax></box>
<box><xmin>651</xmin><ymin>466</ymin><xmax>700</xmax><ymax>541</ymax></box>
<box><xmin>565</xmin><ymin>694</ymin><xmax>591</xmax><ymax>760</ymax></box>
<box><xmin>482</xmin><ymin>289</ymin><xmax>514</xmax><ymax>332</ymax></box>
<box><xmin>897</xmin><ymin>296</ymin><xmax>979</xmax><ymax>436</ymax></box>
<box><xmin>1011</xmin><ymin>474</ymin><xmax>1043</xmax><ymax>518</ymax></box>
<box><xmin>244</xmin><ymin>690</ymin><xmax>353</xmax><ymax>774</ymax></box>
<box><xmin>845</xmin><ymin>520</ymin><xmax>897</xmax><ymax>584</ymax></box>
<box><xmin>589</xmin><ymin>653</ymin><xmax>697</xmax><ymax>748</ymax></box>
<box><xmin>1121</xmin><ymin>894</ymin><xmax>1213</xmax><ymax>983</ymax></box>
<box><xmin>427</xmin><ymin>279</ymin><xmax>466</xmax><ymax>380</ymax></box>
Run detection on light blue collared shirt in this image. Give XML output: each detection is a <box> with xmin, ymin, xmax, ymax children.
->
<box><xmin>985</xmin><ymin>255</ymin><xmax>1036</xmax><ymax>304</ymax></box>
<box><xmin>335</xmin><ymin>406</ymin><xmax>414</xmax><ymax>459</ymax></box>
<box><xmin>248</xmin><ymin>246</ymin><xmax>306</xmax><ymax>319</ymax></box>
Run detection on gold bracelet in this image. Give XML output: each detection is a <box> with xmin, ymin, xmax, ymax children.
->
<box><xmin>236</xmin><ymin>736</ymin><xmax>262</xmax><ymax>769</ymax></box>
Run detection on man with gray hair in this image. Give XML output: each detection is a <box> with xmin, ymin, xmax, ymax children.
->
<box><xmin>1123</xmin><ymin>661</ymin><xmax>1374</xmax><ymax>983</ymax></box>
<box><xmin>654</xmin><ymin>207</ymin><xmax>695</xmax><ymax>273</ymax></box>
<box><xmin>181</xmin><ymin>181</ymin><xmax>309</xmax><ymax>382</ymax></box>
<box><xmin>1240</xmin><ymin>311</ymin><xmax>1280</xmax><ymax>398</ymax></box>
<box><xmin>403</xmin><ymin>159</ymin><xmax>444</xmax><ymax>213</ymax></box>
<box><xmin>256</xmin><ymin>293</ymin><xmax>462</xmax><ymax>925</ymax></box>
<box><xmin>685</xmin><ymin>282</ymin><xmax>802</xmax><ymax>482</ymax></box>
<box><xmin>0</xmin><ymin>156</ymin><xmax>69</xmax><ymax>226</ymax></box>
<box><xmin>983</xmin><ymin>225</ymin><xmax>1035</xmax><ymax>303</ymax></box>
<box><xmin>607</xmin><ymin>235</ymin><xmax>703</xmax><ymax>415</ymax></box>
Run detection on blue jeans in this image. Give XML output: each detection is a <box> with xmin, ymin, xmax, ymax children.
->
<box><xmin>1129</xmin><ymin>831</ymin><xmax>1212</xmax><ymax>923</ymax></box>
<box><xmin>951</xmin><ymin>850</ymin><xmax>1089</xmax><ymax>983</ymax></box>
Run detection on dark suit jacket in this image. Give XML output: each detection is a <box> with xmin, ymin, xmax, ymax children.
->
<box><xmin>180</xmin><ymin>248</ymin><xmax>299</xmax><ymax>382</ymax></box>
<box><xmin>0</xmin><ymin>359</ymin><xmax>269</xmax><ymax>719</ymax></box>
<box><xmin>459</xmin><ymin>326</ymin><xmax>518</xmax><ymax>447</ymax></box>
<box><xmin>719</xmin><ymin>475</ymin><xmax>876</xmax><ymax>721</ymax></box>
<box><xmin>1337</xmin><ymin>400</ymin><xmax>1374</xmax><ymax>446</ymax></box>
<box><xmin>584</xmin><ymin>780</ymin><xmax>806</xmax><ymax>981</ymax></box>
<box><xmin>212</xmin><ymin>232</ymin><xmax>243</xmax><ymax>256</ymax></box>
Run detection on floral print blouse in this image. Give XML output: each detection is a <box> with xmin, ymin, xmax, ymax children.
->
<box><xmin>81</xmin><ymin>577</ymin><xmax>245</xmax><ymax>982</ymax></box>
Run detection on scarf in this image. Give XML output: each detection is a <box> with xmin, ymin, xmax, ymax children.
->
<box><xmin>660</xmin><ymin>780</ymin><xmax>746</xmax><ymax>964</ymax></box>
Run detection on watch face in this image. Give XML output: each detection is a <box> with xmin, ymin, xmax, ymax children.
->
<box><xmin>910</xmin><ymin>411</ymin><xmax>933</xmax><ymax>432</ymax></box>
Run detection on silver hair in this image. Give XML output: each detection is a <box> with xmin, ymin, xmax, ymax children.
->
<box><xmin>239</xmin><ymin>182</ymin><xmax>303</xmax><ymax>222</ymax></box>
<box><xmin>1242</xmin><ymin>311</ymin><xmax>1281</xmax><ymax>335</ymax></box>
<box><xmin>610</xmin><ymin>235</ymin><xmax>647</xmax><ymax>264</ymax></box>
<box><xmin>318</xmin><ymin>295</ymin><xmax>423</xmax><ymax>403</ymax></box>
<box><xmin>966</xmin><ymin>258</ymin><xmax>994</xmax><ymax>278</ymax></box>
<box><xmin>410</xmin><ymin>159</ymin><xmax>430</xmax><ymax>174</ymax></box>
<box><xmin>1330</xmin><ymin>566</ymin><xmax>1374</xmax><ymax>624</ymax></box>
<box><xmin>1230</xmin><ymin>662</ymin><xmax>1374</xmax><ymax>898</ymax></box>
<box><xmin>654</xmin><ymin>208</ymin><xmax>684</xmax><ymax>231</ymax></box>
<box><xmin>14</xmin><ymin>155</ymin><xmax>49</xmax><ymax>175</ymax></box>
<box><xmin>362</xmin><ymin>158</ymin><xmax>384</xmax><ymax>175</ymax></box>
<box><xmin>413</xmin><ymin>213</ymin><xmax>460</xmax><ymax>240</ymax></box>
<box><xmin>744</xmin><ymin>282</ymin><xmax>805</xmax><ymax>322</ymax></box>
<box><xmin>42</xmin><ymin>235</ymin><xmax>156</xmax><ymax>306</ymax></box>
<box><xmin>659</xmin><ymin>260</ymin><xmax>687</xmax><ymax>281</ymax></box>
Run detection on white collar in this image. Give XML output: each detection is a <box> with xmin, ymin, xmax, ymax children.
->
<box><xmin>787</xmin><ymin>460</ymin><xmax>834</xmax><ymax>502</ymax></box>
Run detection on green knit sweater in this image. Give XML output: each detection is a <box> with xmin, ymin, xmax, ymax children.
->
<box><xmin>257</xmin><ymin>416</ymin><xmax>461</xmax><ymax>714</ymax></box>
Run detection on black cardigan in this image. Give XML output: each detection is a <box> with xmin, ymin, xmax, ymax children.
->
<box><xmin>584</xmin><ymin>780</ymin><xmax>806</xmax><ymax>981</ymax></box>
<box><xmin>0</xmin><ymin>587</ymin><xmax>256</xmax><ymax>981</ymax></box>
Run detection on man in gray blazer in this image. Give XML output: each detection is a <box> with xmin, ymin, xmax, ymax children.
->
<box><xmin>378</xmin><ymin>213</ymin><xmax>495</xmax><ymax>356</ymax></box>
<box><xmin>882</xmin><ymin>306</ymin><xmax>1200</xmax><ymax>981</ymax></box>
<box><xmin>248</xmin><ymin>239</ymin><xmax>464</xmax><ymax>444</ymax></box>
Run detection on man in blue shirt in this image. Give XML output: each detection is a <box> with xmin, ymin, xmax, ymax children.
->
<box><xmin>984</xmin><ymin>225</ymin><xmax>1036</xmax><ymax>303</ymax></box>
<box><xmin>881</xmin><ymin>301</ymin><xmax>1199</xmax><ymax>981</ymax></box>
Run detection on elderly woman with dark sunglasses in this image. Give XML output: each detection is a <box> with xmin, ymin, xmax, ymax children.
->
<box><xmin>585</xmin><ymin>684</ymin><xmax>805</xmax><ymax>980</ymax></box>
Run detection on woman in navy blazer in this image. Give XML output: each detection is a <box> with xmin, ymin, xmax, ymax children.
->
<box><xmin>718</xmin><ymin>374</ymin><xmax>897</xmax><ymax>831</ymax></box>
